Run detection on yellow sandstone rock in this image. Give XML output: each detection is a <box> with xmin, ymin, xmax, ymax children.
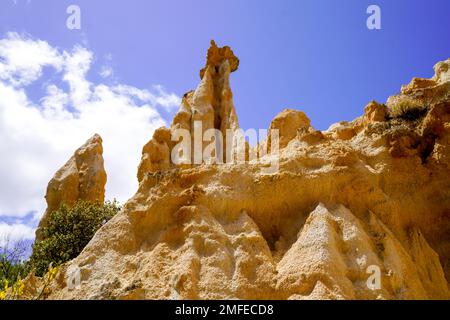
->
<box><xmin>138</xmin><ymin>41</ymin><xmax>241</xmax><ymax>181</ymax></box>
<box><xmin>41</xmin><ymin>44</ymin><xmax>450</xmax><ymax>300</ymax></box>
<box><xmin>35</xmin><ymin>134</ymin><xmax>107</xmax><ymax>242</ymax></box>
<box><xmin>269</xmin><ymin>109</ymin><xmax>311</xmax><ymax>149</ymax></box>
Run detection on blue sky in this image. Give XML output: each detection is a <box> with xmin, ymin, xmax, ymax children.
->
<box><xmin>2</xmin><ymin>0</ymin><xmax>450</xmax><ymax>130</ymax></box>
<box><xmin>0</xmin><ymin>0</ymin><xmax>449</xmax><ymax>244</ymax></box>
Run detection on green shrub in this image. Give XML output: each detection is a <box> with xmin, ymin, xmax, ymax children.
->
<box><xmin>30</xmin><ymin>200</ymin><xmax>121</xmax><ymax>276</ymax></box>
<box><xmin>0</xmin><ymin>240</ymin><xmax>31</xmax><ymax>289</ymax></box>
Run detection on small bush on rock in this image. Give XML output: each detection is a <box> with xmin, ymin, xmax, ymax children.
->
<box><xmin>30</xmin><ymin>200</ymin><xmax>120</xmax><ymax>276</ymax></box>
<box><xmin>388</xmin><ymin>97</ymin><xmax>427</xmax><ymax>120</ymax></box>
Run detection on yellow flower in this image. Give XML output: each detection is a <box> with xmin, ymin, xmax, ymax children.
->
<box><xmin>0</xmin><ymin>290</ymin><xmax>6</xmax><ymax>300</ymax></box>
<box><xmin>10</xmin><ymin>279</ymin><xmax>25</xmax><ymax>299</ymax></box>
<box><xmin>47</xmin><ymin>266</ymin><xmax>59</xmax><ymax>281</ymax></box>
<box><xmin>18</xmin><ymin>280</ymin><xmax>25</xmax><ymax>296</ymax></box>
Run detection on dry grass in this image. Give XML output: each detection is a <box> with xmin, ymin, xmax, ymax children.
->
<box><xmin>388</xmin><ymin>96</ymin><xmax>427</xmax><ymax>120</ymax></box>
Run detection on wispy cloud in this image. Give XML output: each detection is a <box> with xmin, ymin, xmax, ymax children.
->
<box><xmin>0</xmin><ymin>32</ymin><xmax>63</xmax><ymax>86</ymax></box>
<box><xmin>0</xmin><ymin>222</ymin><xmax>35</xmax><ymax>247</ymax></box>
<box><xmin>99</xmin><ymin>65</ymin><xmax>113</xmax><ymax>78</ymax></box>
<box><xmin>99</xmin><ymin>53</ymin><xmax>114</xmax><ymax>79</ymax></box>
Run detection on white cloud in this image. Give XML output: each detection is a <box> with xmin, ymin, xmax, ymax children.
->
<box><xmin>0</xmin><ymin>33</ymin><xmax>181</xmax><ymax>239</ymax></box>
<box><xmin>62</xmin><ymin>46</ymin><xmax>93</xmax><ymax>105</ymax></box>
<box><xmin>0</xmin><ymin>32</ymin><xmax>63</xmax><ymax>86</ymax></box>
<box><xmin>99</xmin><ymin>65</ymin><xmax>113</xmax><ymax>78</ymax></box>
<box><xmin>151</xmin><ymin>84</ymin><xmax>183</xmax><ymax>112</ymax></box>
<box><xmin>0</xmin><ymin>223</ymin><xmax>35</xmax><ymax>247</ymax></box>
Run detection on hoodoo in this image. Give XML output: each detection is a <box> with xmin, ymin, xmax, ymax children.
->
<box><xmin>137</xmin><ymin>40</ymin><xmax>241</xmax><ymax>182</ymax></box>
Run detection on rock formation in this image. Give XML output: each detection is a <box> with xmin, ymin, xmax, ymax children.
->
<box><xmin>137</xmin><ymin>40</ymin><xmax>241</xmax><ymax>182</ymax></box>
<box><xmin>35</xmin><ymin>134</ymin><xmax>107</xmax><ymax>242</ymax></box>
<box><xmin>41</xmin><ymin>44</ymin><xmax>450</xmax><ymax>300</ymax></box>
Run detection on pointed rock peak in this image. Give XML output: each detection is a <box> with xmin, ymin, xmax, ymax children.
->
<box><xmin>35</xmin><ymin>134</ymin><xmax>107</xmax><ymax>242</ymax></box>
<box><xmin>87</xmin><ymin>133</ymin><xmax>103</xmax><ymax>144</ymax></box>
<box><xmin>138</xmin><ymin>42</ymin><xmax>241</xmax><ymax>180</ymax></box>
<box><xmin>75</xmin><ymin>133</ymin><xmax>104</xmax><ymax>156</ymax></box>
<box><xmin>199</xmin><ymin>40</ymin><xmax>239</xmax><ymax>79</ymax></box>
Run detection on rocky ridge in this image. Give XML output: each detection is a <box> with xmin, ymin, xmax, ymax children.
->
<box><xmin>37</xmin><ymin>43</ymin><xmax>450</xmax><ymax>299</ymax></box>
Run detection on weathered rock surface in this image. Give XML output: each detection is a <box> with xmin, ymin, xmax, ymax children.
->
<box><xmin>137</xmin><ymin>40</ymin><xmax>240</xmax><ymax>182</ymax></box>
<box><xmin>44</xmin><ymin>46</ymin><xmax>450</xmax><ymax>300</ymax></box>
<box><xmin>35</xmin><ymin>134</ymin><xmax>107</xmax><ymax>242</ymax></box>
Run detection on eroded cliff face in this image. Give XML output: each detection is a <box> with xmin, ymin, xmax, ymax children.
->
<box><xmin>42</xmin><ymin>43</ymin><xmax>450</xmax><ymax>300</ymax></box>
<box><xmin>35</xmin><ymin>134</ymin><xmax>107</xmax><ymax>242</ymax></box>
